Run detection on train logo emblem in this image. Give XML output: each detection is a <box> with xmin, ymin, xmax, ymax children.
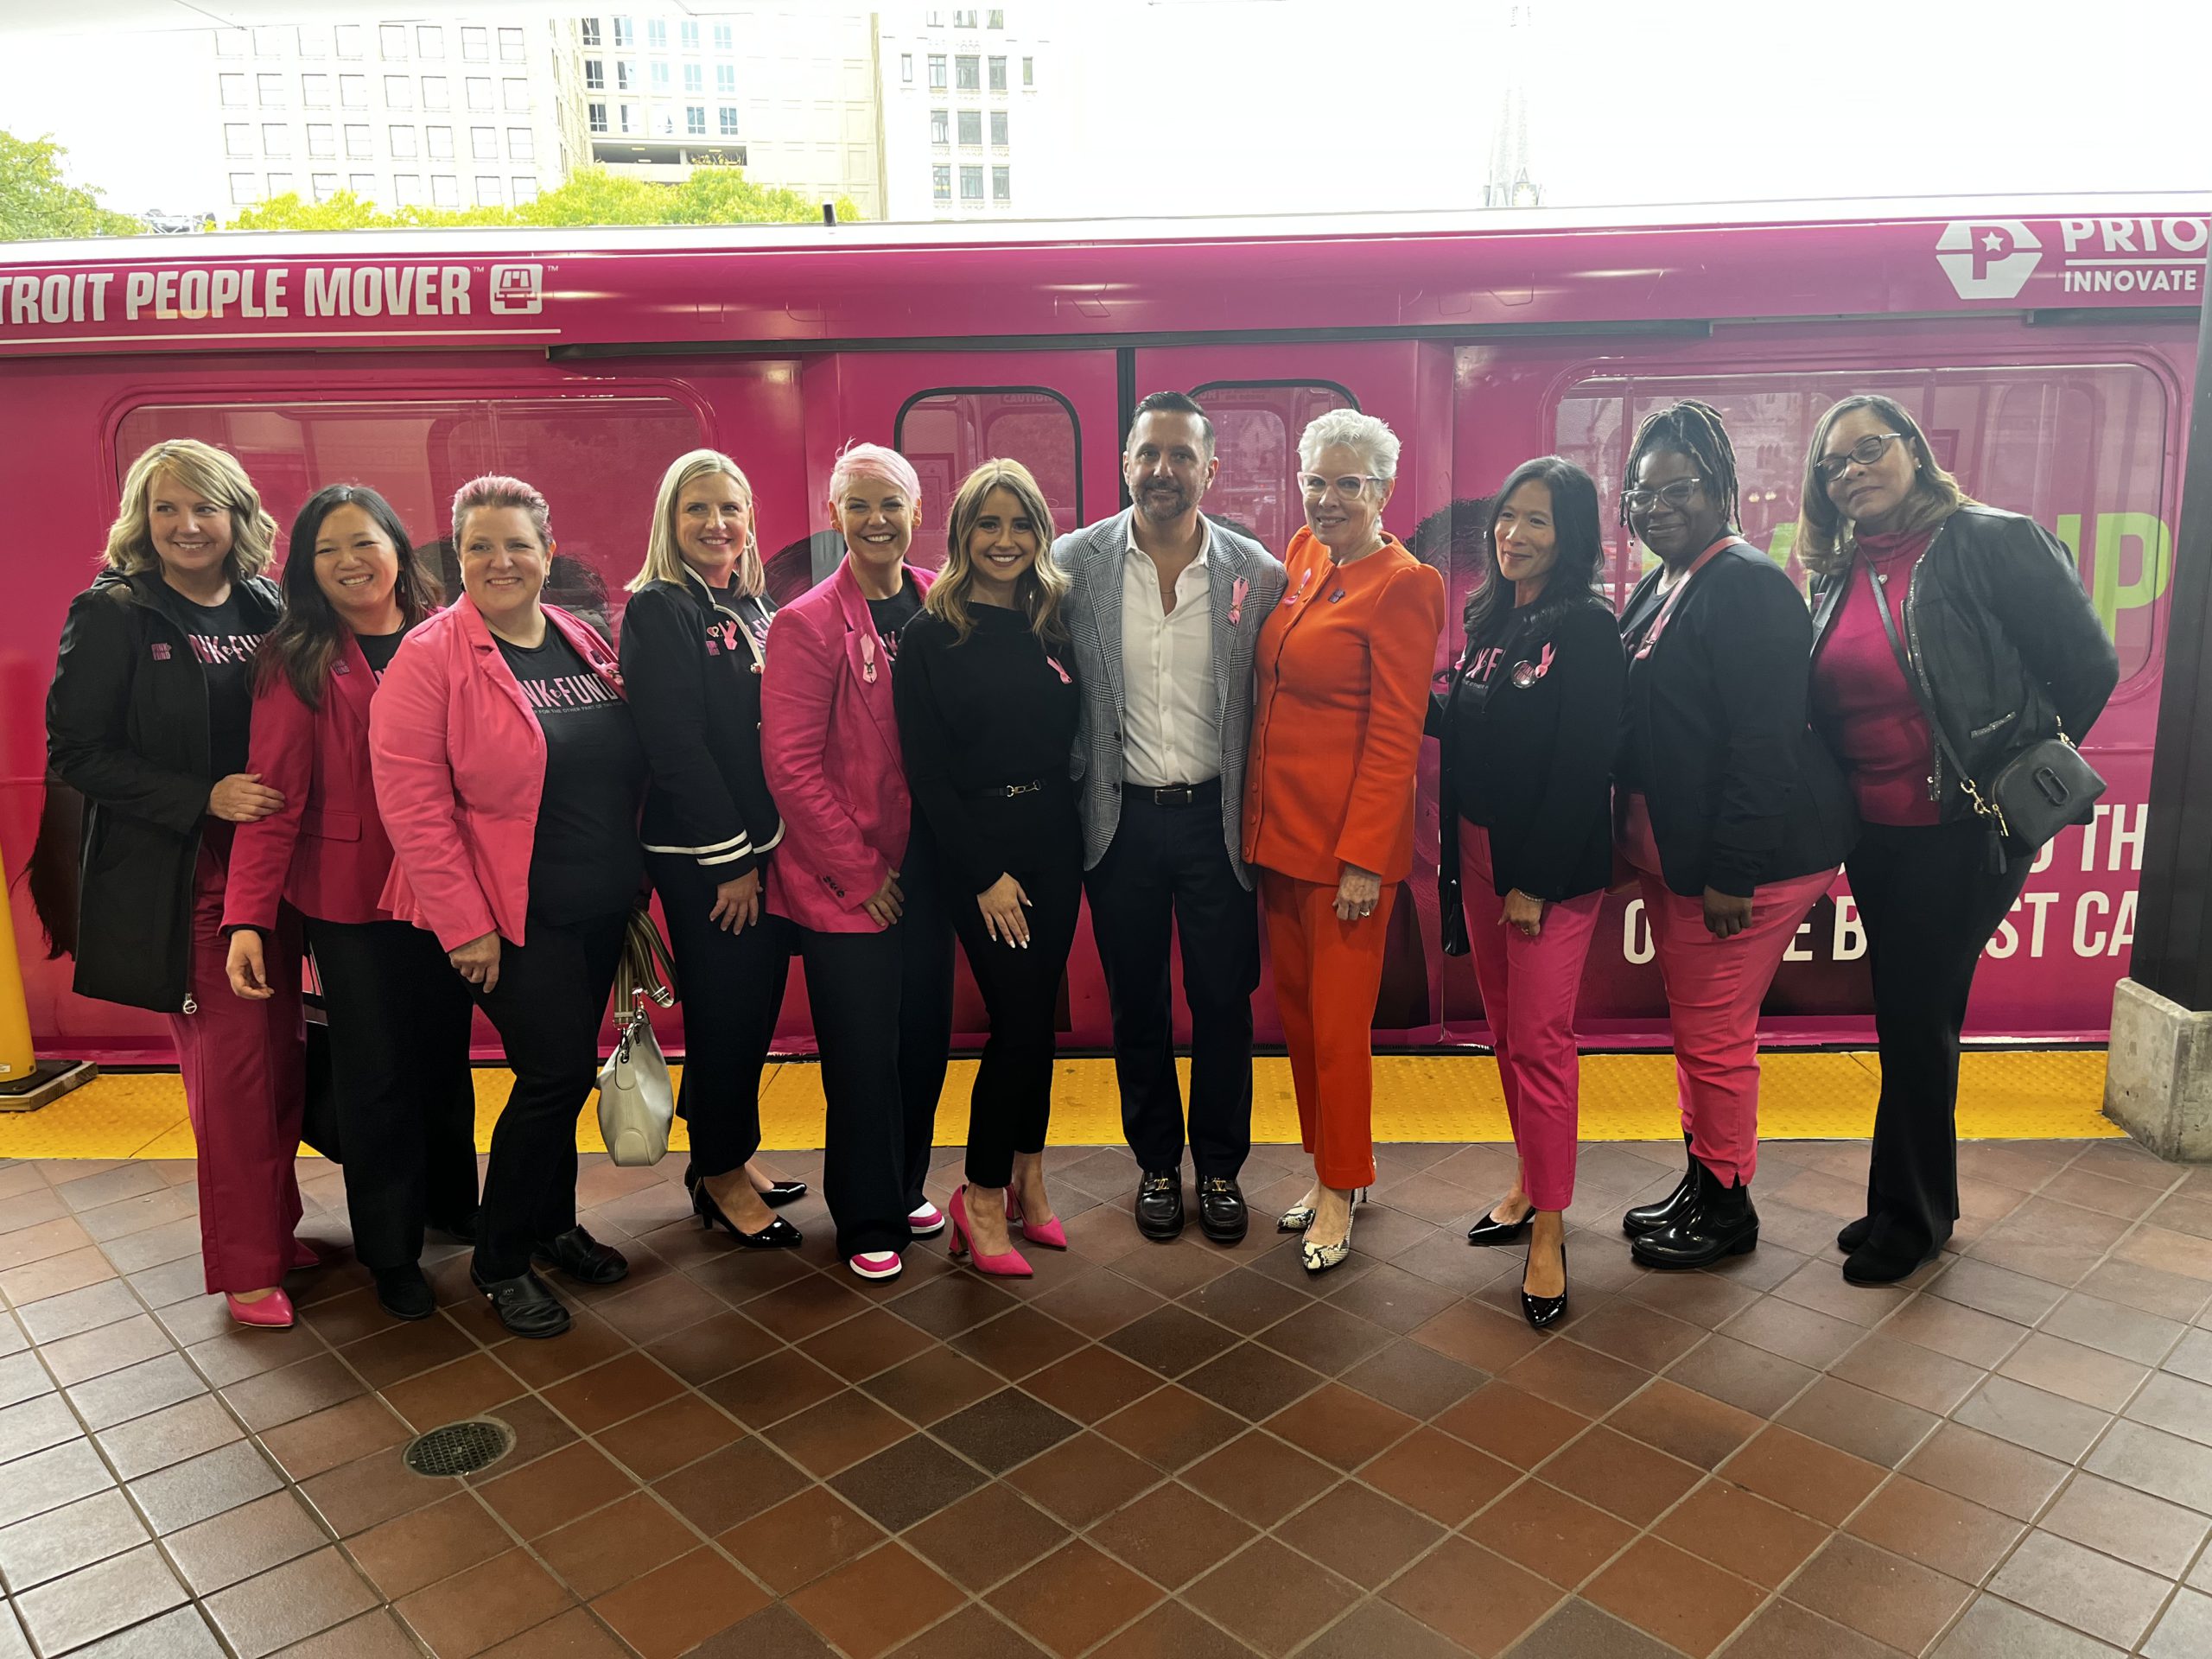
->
<box><xmin>489</xmin><ymin>264</ymin><xmax>543</xmax><ymax>315</ymax></box>
<box><xmin>1936</xmin><ymin>220</ymin><xmax>2042</xmax><ymax>301</ymax></box>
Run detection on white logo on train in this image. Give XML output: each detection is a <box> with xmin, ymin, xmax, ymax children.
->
<box><xmin>490</xmin><ymin>264</ymin><xmax>543</xmax><ymax>315</ymax></box>
<box><xmin>1936</xmin><ymin>220</ymin><xmax>2042</xmax><ymax>300</ymax></box>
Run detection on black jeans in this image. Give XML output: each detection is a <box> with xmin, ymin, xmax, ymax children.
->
<box><xmin>1084</xmin><ymin>786</ymin><xmax>1260</xmax><ymax>1181</ymax></box>
<box><xmin>303</xmin><ymin>918</ymin><xmax>479</xmax><ymax>1270</ymax></box>
<box><xmin>948</xmin><ymin>823</ymin><xmax>1084</xmax><ymax>1188</ymax></box>
<box><xmin>1850</xmin><ymin>819</ymin><xmax>2031</xmax><ymax>1261</ymax></box>
<box><xmin>467</xmin><ymin>910</ymin><xmax>628</xmax><ymax>1281</ymax></box>
<box><xmin>795</xmin><ymin>817</ymin><xmax>954</xmax><ymax>1259</ymax></box>
<box><xmin>647</xmin><ymin>851</ymin><xmax>795</xmax><ymax>1181</ymax></box>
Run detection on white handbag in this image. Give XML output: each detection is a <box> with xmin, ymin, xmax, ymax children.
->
<box><xmin>596</xmin><ymin>909</ymin><xmax>678</xmax><ymax>1167</ymax></box>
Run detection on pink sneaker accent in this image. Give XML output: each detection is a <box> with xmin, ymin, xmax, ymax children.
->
<box><xmin>849</xmin><ymin>1251</ymin><xmax>904</xmax><ymax>1281</ymax></box>
<box><xmin>1003</xmin><ymin>1192</ymin><xmax>1067</xmax><ymax>1250</ymax></box>
<box><xmin>907</xmin><ymin>1201</ymin><xmax>945</xmax><ymax>1238</ymax></box>
<box><xmin>225</xmin><ymin>1289</ymin><xmax>296</xmax><ymax>1329</ymax></box>
<box><xmin>289</xmin><ymin>1240</ymin><xmax>321</xmax><ymax>1272</ymax></box>
<box><xmin>949</xmin><ymin>1186</ymin><xmax>1033</xmax><ymax>1278</ymax></box>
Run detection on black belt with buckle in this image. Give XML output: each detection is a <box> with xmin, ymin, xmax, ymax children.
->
<box><xmin>1125</xmin><ymin>779</ymin><xmax>1222</xmax><ymax>808</ymax></box>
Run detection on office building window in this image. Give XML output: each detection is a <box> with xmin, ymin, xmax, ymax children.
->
<box><xmin>503</xmin><ymin>79</ymin><xmax>528</xmax><ymax>111</ymax></box>
<box><xmin>379</xmin><ymin>24</ymin><xmax>405</xmax><ymax>58</ymax></box>
<box><xmin>954</xmin><ymin>8</ymin><xmax>977</xmax><ymax>24</ymax></box>
<box><xmin>216</xmin><ymin>29</ymin><xmax>244</xmax><ymax>56</ymax></box>
<box><xmin>991</xmin><ymin>111</ymin><xmax>1007</xmax><ymax>147</ymax></box>
<box><xmin>581</xmin><ymin>20</ymin><xmax>601</xmax><ymax>47</ymax></box>
<box><xmin>930</xmin><ymin>109</ymin><xmax>948</xmax><ymax>144</ymax></box>
<box><xmin>685</xmin><ymin>105</ymin><xmax>705</xmax><ymax>136</ymax></box>
<box><xmin>394</xmin><ymin>174</ymin><xmax>421</xmax><ymax>205</ymax></box>
<box><xmin>588</xmin><ymin>101</ymin><xmax>608</xmax><ymax>133</ymax></box>
<box><xmin>334</xmin><ymin>24</ymin><xmax>362</xmax><ymax>58</ymax></box>
<box><xmin>252</xmin><ymin>26</ymin><xmax>285</xmax><ymax>55</ymax></box>
<box><xmin>927</xmin><ymin>8</ymin><xmax>942</xmax><ymax>22</ymax></box>
<box><xmin>474</xmin><ymin>175</ymin><xmax>500</xmax><ymax>206</ymax></box>
<box><xmin>718</xmin><ymin>107</ymin><xmax>739</xmax><ymax>137</ymax></box>
<box><xmin>957</xmin><ymin>110</ymin><xmax>980</xmax><ymax>146</ymax></box>
<box><xmin>959</xmin><ymin>164</ymin><xmax>982</xmax><ymax>200</ymax></box>
<box><xmin>301</xmin><ymin>73</ymin><xmax>330</xmax><ymax>106</ymax></box>
<box><xmin>349</xmin><ymin>172</ymin><xmax>375</xmax><ymax>195</ymax></box>
<box><xmin>683</xmin><ymin>63</ymin><xmax>702</xmax><ymax>93</ymax></box>
<box><xmin>651</xmin><ymin>61</ymin><xmax>669</xmax><ymax>91</ymax></box>
<box><xmin>499</xmin><ymin>27</ymin><xmax>524</xmax><ymax>62</ymax></box>
<box><xmin>585</xmin><ymin>59</ymin><xmax>604</xmax><ymax>89</ymax></box>
<box><xmin>229</xmin><ymin>173</ymin><xmax>257</xmax><ymax>204</ymax></box>
<box><xmin>340</xmin><ymin>75</ymin><xmax>366</xmax><ymax>106</ymax></box>
<box><xmin>423</xmin><ymin>76</ymin><xmax>448</xmax><ymax>109</ymax></box>
<box><xmin>713</xmin><ymin>23</ymin><xmax>733</xmax><ymax>50</ymax></box>
<box><xmin>267</xmin><ymin>171</ymin><xmax>294</xmax><ymax>195</ymax></box>
<box><xmin>383</xmin><ymin>75</ymin><xmax>410</xmax><ymax>108</ymax></box>
<box><xmin>932</xmin><ymin>164</ymin><xmax>951</xmax><ymax>203</ymax></box>
<box><xmin>509</xmin><ymin>126</ymin><xmax>534</xmax><ymax>159</ymax></box>
<box><xmin>262</xmin><ymin>124</ymin><xmax>289</xmax><ymax>156</ymax></box>
<box><xmin>416</xmin><ymin>26</ymin><xmax>442</xmax><ymax>58</ymax></box>
<box><xmin>432</xmin><ymin>175</ymin><xmax>459</xmax><ymax>207</ymax></box>
<box><xmin>988</xmin><ymin>9</ymin><xmax>1004</xmax><ymax>25</ymax></box>
<box><xmin>616</xmin><ymin>61</ymin><xmax>634</xmax><ymax>91</ymax></box>
<box><xmin>956</xmin><ymin>55</ymin><xmax>979</xmax><ymax>91</ymax></box>
<box><xmin>470</xmin><ymin>127</ymin><xmax>497</xmax><ymax>160</ymax></box>
<box><xmin>389</xmin><ymin>125</ymin><xmax>417</xmax><ymax>157</ymax></box>
<box><xmin>428</xmin><ymin>127</ymin><xmax>454</xmax><ymax>160</ymax></box>
<box><xmin>993</xmin><ymin>165</ymin><xmax>1010</xmax><ymax>200</ymax></box>
<box><xmin>345</xmin><ymin>124</ymin><xmax>371</xmax><ymax>158</ymax></box>
<box><xmin>620</xmin><ymin>104</ymin><xmax>639</xmax><ymax>133</ymax></box>
<box><xmin>901</xmin><ymin>53</ymin><xmax>913</xmax><ymax>83</ymax></box>
<box><xmin>988</xmin><ymin>56</ymin><xmax>1006</xmax><ymax>92</ymax></box>
<box><xmin>716</xmin><ymin>63</ymin><xmax>734</xmax><ymax>94</ymax></box>
<box><xmin>461</xmin><ymin>26</ymin><xmax>487</xmax><ymax>60</ymax></box>
<box><xmin>219</xmin><ymin>74</ymin><xmax>246</xmax><ymax>106</ymax></box>
<box><xmin>680</xmin><ymin>20</ymin><xmax>698</xmax><ymax>49</ymax></box>
<box><xmin>1022</xmin><ymin>56</ymin><xmax>1033</xmax><ymax>86</ymax></box>
<box><xmin>613</xmin><ymin>16</ymin><xmax>632</xmax><ymax>47</ymax></box>
<box><xmin>467</xmin><ymin>78</ymin><xmax>493</xmax><ymax>111</ymax></box>
<box><xmin>646</xmin><ymin>19</ymin><xmax>667</xmax><ymax>48</ymax></box>
<box><xmin>513</xmin><ymin>177</ymin><xmax>538</xmax><ymax>203</ymax></box>
<box><xmin>308</xmin><ymin>124</ymin><xmax>335</xmax><ymax>157</ymax></box>
<box><xmin>224</xmin><ymin>124</ymin><xmax>251</xmax><ymax>157</ymax></box>
<box><xmin>297</xmin><ymin>27</ymin><xmax>327</xmax><ymax>58</ymax></box>
<box><xmin>313</xmin><ymin>173</ymin><xmax>339</xmax><ymax>201</ymax></box>
<box><xmin>928</xmin><ymin>54</ymin><xmax>946</xmax><ymax>90</ymax></box>
<box><xmin>257</xmin><ymin>73</ymin><xmax>284</xmax><ymax>106</ymax></box>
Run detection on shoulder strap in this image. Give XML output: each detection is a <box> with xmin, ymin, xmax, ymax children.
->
<box><xmin>1861</xmin><ymin>550</ymin><xmax>1975</xmax><ymax>798</ymax></box>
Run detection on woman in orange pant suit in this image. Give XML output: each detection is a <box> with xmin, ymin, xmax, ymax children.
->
<box><xmin>1245</xmin><ymin>410</ymin><xmax>1446</xmax><ymax>1275</ymax></box>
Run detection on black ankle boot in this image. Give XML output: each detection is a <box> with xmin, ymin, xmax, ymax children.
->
<box><xmin>1623</xmin><ymin>1132</ymin><xmax>1698</xmax><ymax>1238</ymax></box>
<box><xmin>1631</xmin><ymin>1157</ymin><xmax>1758</xmax><ymax>1268</ymax></box>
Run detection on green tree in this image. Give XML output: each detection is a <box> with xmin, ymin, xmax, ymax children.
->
<box><xmin>224</xmin><ymin>164</ymin><xmax>861</xmax><ymax>232</ymax></box>
<box><xmin>0</xmin><ymin>131</ymin><xmax>143</xmax><ymax>241</ymax></box>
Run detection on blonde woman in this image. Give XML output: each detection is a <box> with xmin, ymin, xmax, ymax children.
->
<box><xmin>620</xmin><ymin>449</ymin><xmax>804</xmax><ymax>1250</ymax></box>
<box><xmin>47</xmin><ymin>438</ymin><xmax>306</xmax><ymax>1328</ymax></box>
<box><xmin>893</xmin><ymin>460</ymin><xmax>1080</xmax><ymax>1277</ymax></box>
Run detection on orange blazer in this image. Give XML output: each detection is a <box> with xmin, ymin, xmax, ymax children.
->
<box><xmin>1243</xmin><ymin>526</ymin><xmax>1446</xmax><ymax>885</ymax></box>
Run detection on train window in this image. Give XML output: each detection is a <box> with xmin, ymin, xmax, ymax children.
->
<box><xmin>1187</xmin><ymin>380</ymin><xmax>1357</xmax><ymax>556</ymax></box>
<box><xmin>893</xmin><ymin>386</ymin><xmax>1082</xmax><ymax>563</ymax></box>
<box><xmin>115</xmin><ymin>396</ymin><xmax>703</xmax><ymax>639</ymax></box>
<box><xmin>1553</xmin><ymin>363</ymin><xmax>2171</xmax><ymax>682</ymax></box>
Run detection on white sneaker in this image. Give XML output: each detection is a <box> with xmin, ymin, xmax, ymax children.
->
<box><xmin>907</xmin><ymin>1201</ymin><xmax>945</xmax><ymax>1239</ymax></box>
<box><xmin>849</xmin><ymin>1250</ymin><xmax>904</xmax><ymax>1281</ymax></box>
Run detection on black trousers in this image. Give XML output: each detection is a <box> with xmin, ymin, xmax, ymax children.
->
<box><xmin>795</xmin><ymin>818</ymin><xmax>954</xmax><ymax>1259</ymax></box>
<box><xmin>948</xmin><ymin>823</ymin><xmax>1084</xmax><ymax>1188</ymax></box>
<box><xmin>303</xmin><ymin>918</ymin><xmax>479</xmax><ymax>1270</ymax></box>
<box><xmin>467</xmin><ymin>910</ymin><xmax>628</xmax><ymax>1281</ymax></box>
<box><xmin>1084</xmin><ymin>787</ymin><xmax>1260</xmax><ymax>1180</ymax></box>
<box><xmin>1850</xmin><ymin>819</ymin><xmax>2031</xmax><ymax>1260</ymax></box>
<box><xmin>647</xmin><ymin>851</ymin><xmax>795</xmax><ymax>1181</ymax></box>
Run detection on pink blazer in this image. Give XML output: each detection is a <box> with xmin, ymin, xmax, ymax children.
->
<box><xmin>760</xmin><ymin>558</ymin><xmax>933</xmax><ymax>933</ymax></box>
<box><xmin>222</xmin><ymin>632</ymin><xmax>400</xmax><ymax>932</ymax></box>
<box><xmin>370</xmin><ymin>597</ymin><xmax>624</xmax><ymax>950</ymax></box>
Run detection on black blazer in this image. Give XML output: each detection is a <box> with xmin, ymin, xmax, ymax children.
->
<box><xmin>620</xmin><ymin>569</ymin><xmax>784</xmax><ymax>881</ymax></box>
<box><xmin>1439</xmin><ymin>595</ymin><xmax>1623</xmax><ymax>901</ymax></box>
<box><xmin>1618</xmin><ymin>543</ymin><xmax>1856</xmax><ymax>898</ymax></box>
<box><xmin>47</xmin><ymin>568</ymin><xmax>284</xmax><ymax>1012</ymax></box>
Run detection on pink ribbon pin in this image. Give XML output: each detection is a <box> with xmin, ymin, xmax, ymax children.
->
<box><xmin>861</xmin><ymin>633</ymin><xmax>878</xmax><ymax>683</ymax></box>
<box><xmin>1229</xmin><ymin>575</ymin><xmax>1249</xmax><ymax>626</ymax></box>
<box><xmin>1045</xmin><ymin>654</ymin><xmax>1071</xmax><ymax>684</ymax></box>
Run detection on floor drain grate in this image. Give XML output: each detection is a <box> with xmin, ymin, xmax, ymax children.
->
<box><xmin>404</xmin><ymin>1419</ymin><xmax>514</xmax><ymax>1478</ymax></box>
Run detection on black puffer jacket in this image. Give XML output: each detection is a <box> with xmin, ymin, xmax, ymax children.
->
<box><xmin>620</xmin><ymin>569</ymin><xmax>784</xmax><ymax>880</ymax></box>
<box><xmin>46</xmin><ymin>569</ymin><xmax>283</xmax><ymax>1012</ymax></box>
<box><xmin>1808</xmin><ymin>505</ymin><xmax>2119</xmax><ymax>823</ymax></box>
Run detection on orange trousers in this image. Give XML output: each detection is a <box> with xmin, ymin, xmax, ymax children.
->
<box><xmin>1260</xmin><ymin>870</ymin><xmax>1392</xmax><ymax>1190</ymax></box>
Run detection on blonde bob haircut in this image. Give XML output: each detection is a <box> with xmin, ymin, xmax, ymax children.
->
<box><xmin>629</xmin><ymin>449</ymin><xmax>762</xmax><ymax>596</ymax></box>
<box><xmin>105</xmin><ymin>438</ymin><xmax>277</xmax><ymax>579</ymax></box>
<box><xmin>927</xmin><ymin>458</ymin><xmax>1068</xmax><ymax>646</ymax></box>
<box><xmin>1795</xmin><ymin>393</ymin><xmax>1974</xmax><ymax>577</ymax></box>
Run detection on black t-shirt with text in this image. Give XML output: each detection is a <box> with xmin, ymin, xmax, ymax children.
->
<box><xmin>866</xmin><ymin>584</ymin><xmax>923</xmax><ymax>664</ymax></box>
<box><xmin>356</xmin><ymin>627</ymin><xmax>406</xmax><ymax>680</ymax></box>
<box><xmin>169</xmin><ymin>590</ymin><xmax>266</xmax><ymax>781</ymax></box>
<box><xmin>494</xmin><ymin>627</ymin><xmax>646</xmax><ymax>925</ymax></box>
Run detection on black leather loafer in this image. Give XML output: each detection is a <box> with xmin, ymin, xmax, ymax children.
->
<box><xmin>1198</xmin><ymin>1178</ymin><xmax>1248</xmax><ymax>1244</ymax></box>
<box><xmin>531</xmin><ymin>1226</ymin><xmax>629</xmax><ymax>1286</ymax></box>
<box><xmin>471</xmin><ymin>1267</ymin><xmax>571</xmax><ymax>1338</ymax></box>
<box><xmin>373</xmin><ymin>1264</ymin><xmax>435</xmax><ymax>1322</ymax></box>
<box><xmin>1135</xmin><ymin>1170</ymin><xmax>1185</xmax><ymax>1241</ymax></box>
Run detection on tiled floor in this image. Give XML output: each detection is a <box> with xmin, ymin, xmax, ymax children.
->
<box><xmin>3</xmin><ymin>1135</ymin><xmax>2212</xmax><ymax>1658</ymax></box>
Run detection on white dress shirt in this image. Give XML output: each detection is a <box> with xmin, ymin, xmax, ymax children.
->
<box><xmin>1121</xmin><ymin>520</ymin><xmax>1221</xmax><ymax>788</ymax></box>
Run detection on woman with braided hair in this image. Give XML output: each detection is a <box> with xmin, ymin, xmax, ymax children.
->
<box><xmin>1612</xmin><ymin>401</ymin><xmax>1856</xmax><ymax>1268</ymax></box>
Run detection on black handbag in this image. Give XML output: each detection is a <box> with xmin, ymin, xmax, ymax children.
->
<box><xmin>1862</xmin><ymin>552</ymin><xmax>2104</xmax><ymax>869</ymax></box>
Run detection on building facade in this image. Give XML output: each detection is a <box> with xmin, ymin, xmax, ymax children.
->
<box><xmin>212</xmin><ymin>18</ymin><xmax>586</xmax><ymax>214</ymax></box>
<box><xmin>875</xmin><ymin>7</ymin><xmax>1058</xmax><ymax>220</ymax></box>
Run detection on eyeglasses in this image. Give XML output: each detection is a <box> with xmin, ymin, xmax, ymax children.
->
<box><xmin>1620</xmin><ymin>476</ymin><xmax>1706</xmax><ymax>514</ymax></box>
<box><xmin>1298</xmin><ymin>474</ymin><xmax>1379</xmax><ymax>499</ymax></box>
<box><xmin>1814</xmin><ymin>431</ymin><xmax>1907</xmax><ymax>484</ymax></box>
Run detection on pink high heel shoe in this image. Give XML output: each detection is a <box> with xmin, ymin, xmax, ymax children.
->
<box><xmin>1003</xmin><ymin>1191</ymin><xmax>1067</xmax><ymax>1250</ymax></box>
<box><xmin>225</xmin><ymin>1289</ymin><xmax>296</xmax><ymax>1329</ymax></box>
<box><xmin>289</xmin><ymin>1240</ymin><xmax>322</xmax><ymax>1272</ymax></box>
<box><xmin>949</xmin><ymin>1186</ymin><xmax>1033</xmax><ymax>1278</ymax></box>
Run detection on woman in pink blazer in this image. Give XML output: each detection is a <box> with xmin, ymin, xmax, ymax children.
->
<box><xmin>760</xmin><ymin>443</ymin><xmax>952</xmax><ymax>1281</ymax></box>
<box><xmin>371</xmin><ymin>475</ymin><xmax>647</xmax><ymax>1339</ymax></box>
<box><xmin>224</xmin><ymin>486</ymin><xmax>477</xmax><ymax>1325</ymax></box>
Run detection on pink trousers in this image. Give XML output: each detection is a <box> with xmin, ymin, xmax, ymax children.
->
<box><xmin>166</xmin><ymin>836</ymin><xmax>307</xmax><ymax>1294</ymax></box>
<box><xmin>1637</xmin><ymin>866</ymin><xmax>1835</xmax><ymax>1186</ymax></box>
<box><xmin>1460</xmin><ymin>825</ymin><xmax>1605</xmax><ymax>1211</ymax></box>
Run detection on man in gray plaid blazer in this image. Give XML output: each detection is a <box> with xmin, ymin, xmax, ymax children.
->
<box><xmin>1052</xmin><ymin>392</ymin><xmax>1287</xmax><ymax>1245</ymax></box>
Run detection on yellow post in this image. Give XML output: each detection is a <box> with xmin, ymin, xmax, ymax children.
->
<box><xmin>0</xmin><ymin>837</ymin><xmax>96</xmax><ymax>1109</ymax></box>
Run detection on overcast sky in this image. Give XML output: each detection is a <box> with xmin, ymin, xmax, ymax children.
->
<box><xmin>6</xmin><ymin>0</ymin><xmax>2207</xmax><ymax>222</ymax></box>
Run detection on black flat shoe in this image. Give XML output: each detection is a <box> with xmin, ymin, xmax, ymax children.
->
<box><xmin>1623</xmin><ymin>1132</ymin><xmax>1697</xmax><ymax>1238</ymax></box>
<box><xmin>1198</xmin><ymin>1178</ymin><xmax>1248</xmax><ymax>1244</ymax></box>
<box><xmin>1842</xmin><ymin>1240</ymin><xmax>1942</xmax><ymax>1286</ymax></box>
<box><xmin>373</xmin><ymin>1265</ymin><xmax>435</xmax><ymax>1322</ymax></box>
<box><xmin>759</xmin><ymin>1180</ymin><xmax>808</xmax><ymax>1208</ymax></box>
<box><xmin>1467</xmin><ymin>1202</ymin><xmax>1535</xmax><ymax>1247</ymax></box>
<box><xmin>1837</xmin><ymin>1214</ymin><xmax>1874</xmax><ymax>1253</ymax></box>
<box><xmin>1135</xmin><ymin>1170</ymin><xmax>1185</xmax><ymax>1242</ymax></box>
<box><xmin>695</xmin><ymin>1182</ymin><xmax>804</xmax><ymax>1249</ymax></box>
<box><xmin>1631</xmin><ymin>1158</ymin><xmax>1758</xmax><ymax>1269</ymax></box>
<box><xmin>471</xmin><ymin>1266</ymin><xmax>570</xmax><ymax>1338</ymax></box>
<box><xmin>531</xmin><ymin>1226</ymin><xmax>629</xmax><ymax>1286</ymax></box>
<box><xmin>1520</xmin><ymin>1239</ymin><xmax>1568</xmax><ymax>1332</ymax></box>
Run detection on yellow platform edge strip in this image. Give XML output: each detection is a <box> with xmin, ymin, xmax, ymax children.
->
<box><xmin>0</xmin><ymin>1051</ymin><xmax>2120</xmax><ymax>1162</ymax></box>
